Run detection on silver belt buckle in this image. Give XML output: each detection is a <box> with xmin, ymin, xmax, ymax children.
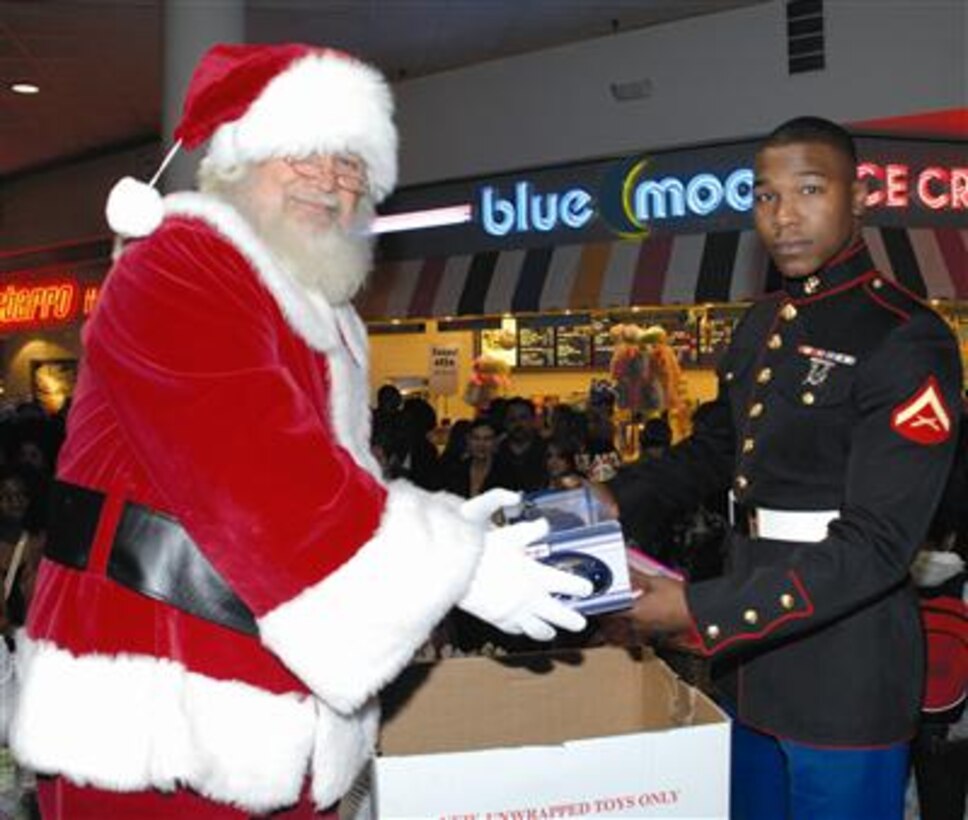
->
<box><xmin>747</xmin><ymin>509</ymin><xmax>759</xmax><ymax>539</ymax></box>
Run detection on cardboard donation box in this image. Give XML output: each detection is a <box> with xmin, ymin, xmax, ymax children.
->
<box><xmin>348</xmin><ymin>646</ymin><xmax>730</xmax><ymax>819</ymax></box>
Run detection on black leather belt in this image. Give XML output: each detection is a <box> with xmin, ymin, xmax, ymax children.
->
<box><xmin>45</xmin><ymin>480</ymin><xmax>258</xmax><ymax>636</ymax></box>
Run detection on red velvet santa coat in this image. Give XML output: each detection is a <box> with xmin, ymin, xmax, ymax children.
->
<box><xmin>12</xmin><ymin>193</ymin><xmax>485</xmax><ymax>813</ymax></box>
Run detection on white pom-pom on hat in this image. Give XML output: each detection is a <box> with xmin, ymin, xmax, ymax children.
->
<box><xmin>105</xmin><ymin>177</ymin><xmax>164</xmax><ymax>238</ymax></box>
<box><xmin>104</xmin><ymin>140</ymin><xmax>182</xmax><ymax>238</ymax></box>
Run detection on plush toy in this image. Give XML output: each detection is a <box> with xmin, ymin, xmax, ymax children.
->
<box><xmin>464</xmin><ymin>354</ymin><xmax>512</xmax><ymax>411</ymax></box>
<box><xmin>609</xmin><ymin>324</ymin><xmax>658</xmax><ymax>415</ymax></box>
<box><xmin>643</xmin><ymin>325</ymin><xmax>691</xmax><ymax>439</ymax></box>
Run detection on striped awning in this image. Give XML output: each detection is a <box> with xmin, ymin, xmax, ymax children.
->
<box><xmin>357</xmin><ymin>227</ymin><xmax>967</xmax><ymax>320</ymax></box>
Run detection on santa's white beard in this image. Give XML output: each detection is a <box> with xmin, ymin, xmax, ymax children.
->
<box><xmin>256</xmin><ymin>206</ymin><xmax>374</xmax><ymax>305</ymax></box>
<box><xmin>218</xmin><ymin>181</ymin><xmax>375</xmax><ymax>306</ymax></box>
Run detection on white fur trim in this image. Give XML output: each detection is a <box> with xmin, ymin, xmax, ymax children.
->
<box><xmin>11</xmin><ymin>637</ymin><xmax>377</xmax><ymax>812</ymax></box>
<box><xmin>312</xmin><ymin>697</ymin><xmax>379</xmax><ymax>810</ymax></box>
<box><xmin>258</xmin><ymin>481</ymin><xmax>482</xmax><ymax>714</ymax></box>
<box><xmin>206</xmin><ymin>53</ymin><xmax>397</xmax><ymax>202</ymax></box>
<box><xmin>163</xmin><ymin>192</ymin><xmax>341</xmax><ymax>353</ymax></box>
<box><xmin>328</xmin><ymin>305</ymin><xmax>383</xmax><ymax>475</ymax></box>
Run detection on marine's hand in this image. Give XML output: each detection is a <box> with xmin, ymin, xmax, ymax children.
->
<box><xmin>626</xmin><ymin>570</ymin><xmax>692</xmax><ymax>634</ymax></box>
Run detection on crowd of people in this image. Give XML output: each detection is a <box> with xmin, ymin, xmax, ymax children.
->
<box><xmin>370</xmin><ymin>388</ymin><xmax>632</xmax><ymax>493</ymax></box>
<box><xmin>0</xmin><ymin>402</ymin><xmax>64</xmax><ymax>634</ymax></box>
<box><xmin>0</xmin><ymin>401</ymin><xmax>65</xmax><ymax>820</ymax></box>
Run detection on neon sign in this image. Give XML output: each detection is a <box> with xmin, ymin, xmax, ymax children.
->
<box><xmin>480</xmin><ymin>182</ymin><xmax>594</xmax><ymax>236</ymax></box>
<box><xmin>632</xmin><ymin>169</ymin><xmax>753</xmax><ymax>220</ymax></box>
<box><xmin>0</xmin><ymin>278</ymin><xmax>101</xmax><ymax>330</ymax></box>
<box><xmin>480</xmin><ymin>166</ymin><xmax>753</xmax><ymax>237</ymax></box>
<box><xmin>858</xmin><ymin>163</ymin><xmax>968</xmax><ymax>210</ymax></box>
<box><xmin>479</xmin><ymin>159</ymin><xmax>966</xmax><ymax>237</ymax></box>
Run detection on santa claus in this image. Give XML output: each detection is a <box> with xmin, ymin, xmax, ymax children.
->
<box><xmin>11</xmin><ymin>43</ymin><xmax>590</xmax><ymax>819</ymax></box>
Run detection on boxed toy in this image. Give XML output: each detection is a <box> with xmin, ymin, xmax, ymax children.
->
<box><xmin>504</xmin><ymin>486</ymin><xmax>634</xmax><ymax>615</ymax></box>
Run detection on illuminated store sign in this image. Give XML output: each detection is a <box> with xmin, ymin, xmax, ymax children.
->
<box><xmin>858</xmin><ymin>163</ymin><xmax>968</xmax><ymax>210</ymax></box>
<box><xmin>632</xmin><ymin>168</ymin><xmax>753</xmax><ymax>220</ymax></box>
<box><xmin>0</xmin><ymin>278</ymin><xmax>100</xmax><ymax>330</ymax></box>
<box><xmin>480</xmin><ymin>183</ymin><xmax>595</xmax><ymax>236</ymax></box>
<box><xmin>479</xmin><ymin>159</ymin><xmax>967</xmax><ymax>237</ymax></box>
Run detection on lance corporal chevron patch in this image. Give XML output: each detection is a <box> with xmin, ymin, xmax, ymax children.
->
<box><xmin>890</xmin><ymin>376</ymin><xmax>952</xmax><ymax>445</ymax></box>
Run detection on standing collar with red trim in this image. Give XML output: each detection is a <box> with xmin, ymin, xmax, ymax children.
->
<box><xmin>782</xmin><ymin>241</ymin><xmax>876</xmax><ymax>302</ymax></box>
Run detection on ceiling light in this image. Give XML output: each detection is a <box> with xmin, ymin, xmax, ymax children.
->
<box><xmin>11</xmin><ymin>83</ymin><xmax>40</xmax><ymax>95</ymax></box>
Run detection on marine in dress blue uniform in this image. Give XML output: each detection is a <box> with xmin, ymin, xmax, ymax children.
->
<box><xmin>605</xmin><ymin>117</ymin><xmax>963</xmax><ymax>819</ymax></box>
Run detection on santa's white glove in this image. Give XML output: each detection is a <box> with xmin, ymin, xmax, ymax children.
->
<box><xmin>457</xmin><ymin>489</ymin><xmax>594</xmax><ymax>641</ymax></box>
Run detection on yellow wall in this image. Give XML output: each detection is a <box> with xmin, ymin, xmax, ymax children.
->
<box><xmin>369</xmin><ymin>326</ymin><xmax>476</xmax><ymax>421</ymax></box>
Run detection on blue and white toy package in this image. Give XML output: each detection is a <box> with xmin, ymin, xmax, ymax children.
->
<box><xmin>504</xmin><ymin>486</ymin><xmax>635</xmax><ymax>615</ymax></box>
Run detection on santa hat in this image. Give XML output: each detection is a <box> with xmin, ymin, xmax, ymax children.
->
<box><xmin>106</xmin><ymin>43</ymin><xmax>398</xmax><ymax>237</ymax></box>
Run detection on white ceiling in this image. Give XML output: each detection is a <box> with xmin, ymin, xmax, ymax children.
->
<box><xmin>0</xmin><ymin>0</ymin><xmax>766</xmax><ymax>179</ymax></box>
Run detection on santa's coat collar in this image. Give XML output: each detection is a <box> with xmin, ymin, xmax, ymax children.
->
<box><xmin>161</xmin><ymin>191</ymin><xmax>366</xmax><ymax>358</ymax></box>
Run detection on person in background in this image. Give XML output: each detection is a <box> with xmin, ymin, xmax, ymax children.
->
<box><xmin>0</xmin><ymin>465</ymin><xmax>44</xmax><ymax>632</ymax></box>
<box><xmin>492</xmin><ymin>397</ymin><xmax>548</xmax><ymax>492</ymax></box>
<box><xmin>579</xmin><ymin>404</ymin><xmax>622</xmax><ymax>482</ymax></box>
<box><xmin>638</xmin><ymin>417</ymin><xmax>673</xmax><ymax>463</ymax></box>
<box><xmin>369</xmin><ymin>385</ymin><xmax>406</xmax><ymax>480</ymax></box>
<box><xmin>597</xmin><ymin>116</ymin><xmax>962</xmax><ymax>819</ymax></box>
<box><xmin>544</xmin><ymin>436</ymin><xmax>584</xmax><ymax>491</ymax></box>
<box><xmin>909</xmin><ymin>411</ymin><xmax>968</xmax><ymax>820</ymax></box>
<box><xmin>485</xmin><ymin>397</ymin><xmax>509</xmax><ymax>438</ymax></box>
<box><xmin>13</xmin><ymin>42</ymin><xmax>590</xmax><ymax>820</ymax></box>
<box><xmin>7</xmin><ymin>418</ymin><xmax>60</xmax><ymax>479</ymax></box>
<box><xmin>398</xmin><ymin>396</ymin><xmax>440</xmax><ymax>491</ymax></box>
<box><xmin>371</xmin><ymin>383</ymin><xmax>402</xmax><ymax>431</ymax></box>
<box><xmin>547</xmin><ymin>404</ymin><xmax>585</xmax><ymax>446</ymax></box>
<box><xmin>368</xmin><ymin>418</ymin><xmax>407</xmax><ymax>481</ymax></box>
<box><xmin>910</xmin><ymin>536</ymin><xmax>968</xmax><ymax>820</ymax></box>
<box><xmin>443</xmin><ymin>417</ymin><xmax>503</xmax><ymax>499</ymax></box>
<box><xmin>437</xmin><ymin>418</ymin><xmax>472</xmax><ymax>477</ymax></box>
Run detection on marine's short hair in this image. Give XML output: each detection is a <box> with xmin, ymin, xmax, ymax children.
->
<box><xmin>758</xmin><ymin>116</ymin><xmax>858</xmax><ymax>169</ymax></box>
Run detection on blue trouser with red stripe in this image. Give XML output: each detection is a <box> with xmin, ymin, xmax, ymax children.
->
<box><xmin>730</xmin><ymin>716</ymin><xmax>910</xmax><ymax>820</ymax></box>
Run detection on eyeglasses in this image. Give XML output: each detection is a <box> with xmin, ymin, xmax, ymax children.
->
<box><xmin>283</xmin><ymin>153</ymin><xmax>368</xmax><ymax>193</ymax></box>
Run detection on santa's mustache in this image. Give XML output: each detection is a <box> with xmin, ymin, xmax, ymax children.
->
<box><xmin>289</xmin><ymin>190</ymin><xmax>339</xmax><ymax>211</ymax></box>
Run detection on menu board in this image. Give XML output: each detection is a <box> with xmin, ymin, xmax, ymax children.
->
<box><xmin>556</xmin><ymin>323</ymin><xmax>593</xmax><ymax>367</ymax></box>
<box><xmin>697</xmin><ymin>307</ymin><xmax>745</xmax><ymax>366</ymax></box>
<box><xmin>481</xmin><ymin>308</ymin><xmax>750</xmax><ymax>372</ymax></box>
<box><xmin>591</xmin><ymin>317</ymin><xmax>615</xmax><ymax>369</ymax></box>
<box><xmin>589</xmin><ymin>312</ymin><xmax>697</xmax><ymax>370</ymax></box>
<box><xmin>517</xmin><ymin>326</ymin><xmax>555</xmax><ymax>367</ymax></box>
